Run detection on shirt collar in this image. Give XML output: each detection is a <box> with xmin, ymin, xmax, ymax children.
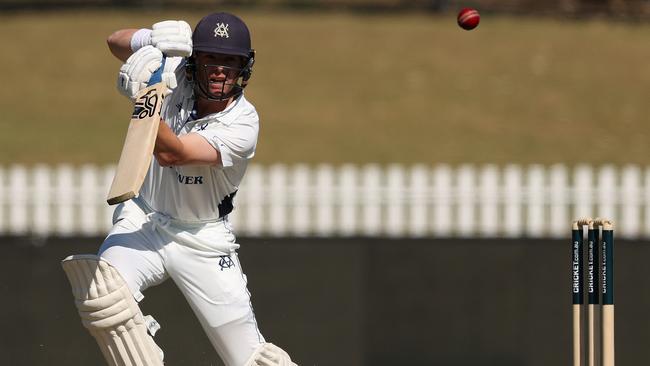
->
<box><xmin>192</xmin><ymin>94</ymin><xmax>245</xmax><ymax>127</ymax></box>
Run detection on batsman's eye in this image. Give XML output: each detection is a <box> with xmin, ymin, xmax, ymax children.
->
<box><xmin>204</xmin><ymin>65</ymin><xmax>240</xmax><ymax>77</ymax></box>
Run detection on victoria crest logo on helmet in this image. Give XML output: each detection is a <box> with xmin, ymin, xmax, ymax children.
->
<box><xmin>213</xmin><ymin>23</ymin><xmax>229</xmax><ymax>38</ymax></box>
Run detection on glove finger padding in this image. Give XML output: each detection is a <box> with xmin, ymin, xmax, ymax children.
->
<box><xmin>117</xmin><ymin>45</ymin><xmax>163</xmax><ymax>100</ymax></box>
<box><xmin>161</xmin><ymin>60</ymin><xmax>177</xmax><ymax>90</ymax></box>
<box><xmin>151</xmin><ymin>20</ymin><xmax>192</xmax><ymax>57</ymax></box>
<box><xmin>155</xmin><ymin>42</ymin><xmax>192</xmax><ymax>57</ymax></box>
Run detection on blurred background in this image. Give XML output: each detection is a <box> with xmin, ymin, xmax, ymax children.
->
<box><xmin>1</xmin><ymin>0</ymin><xmax>650</xmax><ymax>365</ymax></box>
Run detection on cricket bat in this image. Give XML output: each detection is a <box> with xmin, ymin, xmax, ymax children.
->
<box><xmin>107</xmin><ymin>82</ymin><xmax>167</xmax><ymax>205</ymax></box>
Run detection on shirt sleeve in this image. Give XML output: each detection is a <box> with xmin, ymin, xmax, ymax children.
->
<box><xmin>195</xmin><ymin>112</ymin><xmax>259</xmax><ymax>168</ymax></box>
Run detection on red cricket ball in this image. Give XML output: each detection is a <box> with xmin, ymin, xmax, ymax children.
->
<box><xmin>457</xmin><ymin>8</ymin><xmax>480</xmax><ymax>30</ymax></box>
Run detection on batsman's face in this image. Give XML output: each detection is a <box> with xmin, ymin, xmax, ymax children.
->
<box><xmin>195</xmin><ymin>52</ymin><xmax>245</xmax><ymax>96</ymax></box>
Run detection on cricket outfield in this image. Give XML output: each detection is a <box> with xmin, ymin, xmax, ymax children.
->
<box><xmin>1</xmin><ymin>9</ymin><xmax>649</xmax><ymax>165</ymax></box>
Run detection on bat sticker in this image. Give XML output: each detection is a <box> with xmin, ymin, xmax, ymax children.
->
<box><xmin>132</xmin><ymin>89</ymin><xmax>160</xmax><ymax>119</ymax></box>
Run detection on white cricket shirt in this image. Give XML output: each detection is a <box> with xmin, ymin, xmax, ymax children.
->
<box><xmin>137</xmin><ymin>57</ymin><xmax>259</xmax><ymax>222</ymax></box>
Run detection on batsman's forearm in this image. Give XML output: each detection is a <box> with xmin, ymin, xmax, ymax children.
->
<box><xmin>154</xmin><ymin>121</ymin><xmax>185</xmax><ymax>166</ymax></box>
<box><xmin>107</xmin><ymin>29</ymin><xmax>138</xmax><ymax>62</ymax></box>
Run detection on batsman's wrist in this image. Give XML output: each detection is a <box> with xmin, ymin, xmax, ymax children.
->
<box><xmin>130</xmin><ymin>28</ymin><xmax>152</xmax><ymax>52</ymax></box>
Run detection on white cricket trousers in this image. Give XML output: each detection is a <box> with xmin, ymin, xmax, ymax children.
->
<box><xmin>98</xmin><ymin>198</ymin><xmax>265</xmax><ymax>366</ymax></box>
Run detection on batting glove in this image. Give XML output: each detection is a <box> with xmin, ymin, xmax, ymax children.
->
<box><xmin>117</xmin><ymin>46</ymin><xmax>178</xmax><ymax>100</ymax></box>
<box><xmin>151</xmin><ymin>20</ymin><xmax>192</xmax><ymax>57</ymax></box>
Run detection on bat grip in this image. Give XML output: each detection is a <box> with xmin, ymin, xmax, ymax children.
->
<box><xmin>147</xmin><ymin>57</ymin><xmax>167</xmax><ymax>86</ymax></box>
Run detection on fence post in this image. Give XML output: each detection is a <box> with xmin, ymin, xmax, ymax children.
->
<box><xmin>574</xmin><ymin>164</ymin><xmax>593</xmax><ymax>220</ymax></box>
<box><xmin>360</xmin><ymin>164</ymin><xmax>381</xmax><ymax>237</ymax></box>
<box><xmin>291</xmin><ymin>164</ymin><xmax>310</xmax><ymax>237</ymax></box>
<box><xmin>338</xmin><ymin>164</ymin><xmax>358</xmax><ymax>237</ymax></box>
<box><xmin>79</xmin><ymin>164</ymin><xmax>99</xmax><ymax>236</ymax></box>
<box><xmin>0</xmin><ymin>167</ymin><xmax>4</xmax><ymax>233</ymax></box>
<box><xmin>479</xmin><ymin>164</ymin><xmax>499</xmax><ymax>237</ymax></box>
<box><xmin>269</xmin><ymin>164</ymin><xmax>288</xmax><ymax>237</ymax></box>
<box><xmin>33</xmin><ymin>164</ymin><xmax>52</xmax><ymax>237</ymax></box>
<box><xmin>432</xmin><ymin>165</ymin><xmax>452</xmax><ymax>237</ymax></box>
<box><xmin>54</xmin><ymin>165</ymin><xmax>75</xmax><ymax>236</ymax></box>
<box><xmin>315</xmin><ymin>164</ymin><xmax>335</xmax><ymax>237</ymax></box>
<box><xmin>597</xmin><ymin>165</ymin><xmax>617</xmax><ymax>220</ymax></box>
<box><xmin>409</xmin><ymin>164</ymin><xmax>429</xmax><ymax>237</ymax></box>
<box><xmin>503</xmin><ymin>164</ymin><xmax>523</xmax><ymax>238</ymax></box>
<box><xmin>645</xmin><ymin>167</ymin><xmax>650</xmax><ymax>237</ymax></box>
<box><xmin>101</xmin><ymin>166</ymin><xmax>116</xmax><ymax>232</ymax></box>
<box><xmin>243</xmin><ymin>164</ymin><xmax>264</xmax><ymax>237</ymax></box>
<box><xmin>549</xmin><ymin>164</ymin><xmax>569</xmax><ymax>238</ymax></box>
<box><xmin>620</xmin><ymin>165</ymin><xmax>641</xmax><ymax>238</ymax></box>
<box><xmin>8</xmin><ymin>165</ymin><xmax>28</xmax><ymax>236</ymax></box>
<box><xmin>526</xmin><ymin>165</ymin><xmax>545</xmax><ymax>237</ymax></box>
<box><xmin>385</xmin><ymin>164</ymin><xmax>406</xmax><ymax>237</ymax></box>
<box><xmin>457</xmin><ymin>164</ymin><xmax>476</xmax><ymax>237</ymax></box>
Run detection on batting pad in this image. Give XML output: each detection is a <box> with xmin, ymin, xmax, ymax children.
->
<box><xmin>62</xmin><ymin>254</ymin><xmax>164</xmax><ymax>366</ymax></box>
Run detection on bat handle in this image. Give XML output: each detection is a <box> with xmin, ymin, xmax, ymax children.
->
<box><xmin>147</xmin><ymin>58</ymin><xmax>167</xmax><ymax>86</ymax></box>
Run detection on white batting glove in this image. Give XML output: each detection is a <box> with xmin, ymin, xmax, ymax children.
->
<box><xmin>117</xmin><ymin>45</ymin><xmax>178</xmax><ymax>100</ymax></box>
<box><xmin>151</xmin><ymin>20</ymin><xmax>192</xmax><ymax>57</ymax></box>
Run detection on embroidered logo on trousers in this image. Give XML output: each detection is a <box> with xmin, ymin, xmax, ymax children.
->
<box><xmin>218</xmin><ymin>255</ymin><xmax>234</xmax><ymax>271</ymax></box>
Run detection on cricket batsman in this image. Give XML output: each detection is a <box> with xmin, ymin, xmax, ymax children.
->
<box><xmin>61</xmin><ymin>12</ymin><xmax>298</xmax><ymax>366</ymax></box>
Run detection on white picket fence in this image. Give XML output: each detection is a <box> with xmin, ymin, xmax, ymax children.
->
<box><xmin>1</xmin><ymin>163</ymin><xmax>650</xmax><ymax>239</ymax></box>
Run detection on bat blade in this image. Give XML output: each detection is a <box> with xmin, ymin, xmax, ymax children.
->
<box><xmin>107</xmin><ymin>83</ymin><xmax>166</xmax><ymax>205</ymax></box>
